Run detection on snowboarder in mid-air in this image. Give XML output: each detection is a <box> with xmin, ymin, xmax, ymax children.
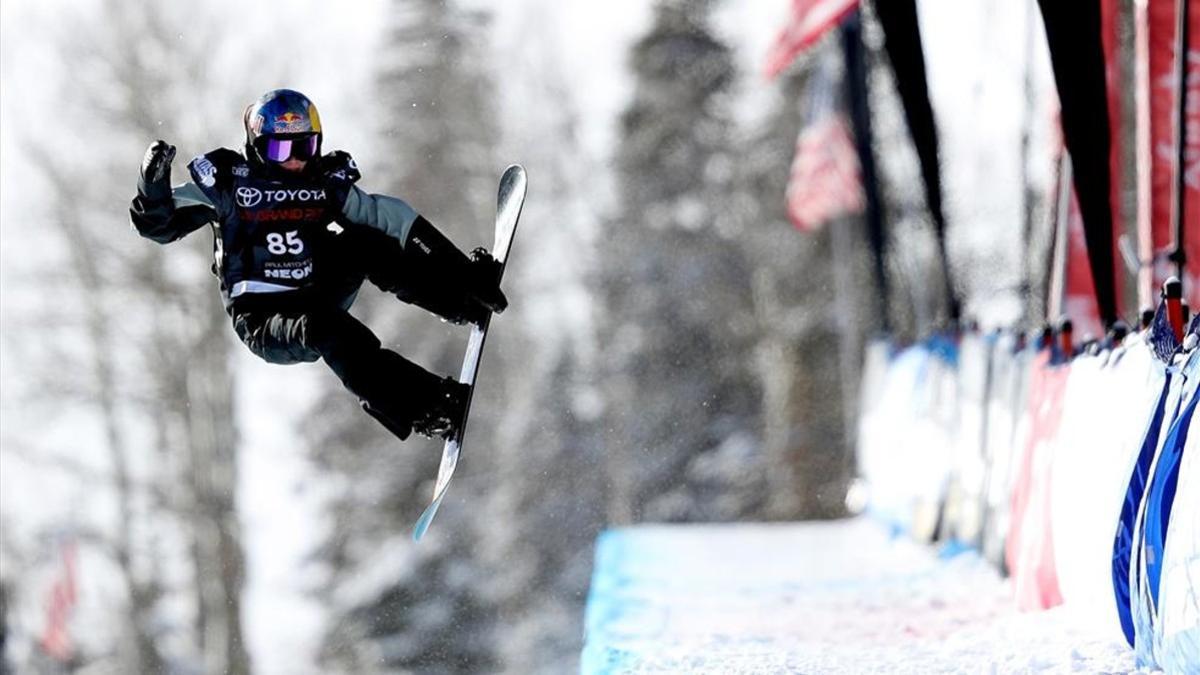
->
<box><xmin>130</xmin><ymin>88</ymin><xmax>507</xmax><ymax>441</ymax></box>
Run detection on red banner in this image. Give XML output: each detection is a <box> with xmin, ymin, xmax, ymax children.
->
<box><xmin>1142</xmin><ymin>0</ymin><xmax>1200</xmax><ymax>307</ymax></box>
<box><xmin>1149</xmin><ymin>0</ymin><xmax>1176</xmax><ymax>298</ymax></box>
<box><xmin>763</xmin><ymin>0</ymin><xmax>859</xmax><ymax>79</ymax></box>
<box><xmin>1185</xmin><ymin>0</ymin><xmax>1199</xmax><ymax>308</ymax></box>
<box><xmin>1101</xmin><ymin>0</ymin><xmax>1127</xmax><ymax>317</ymax></box>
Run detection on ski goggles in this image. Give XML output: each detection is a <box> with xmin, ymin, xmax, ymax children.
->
<box><xmin>256</xmin><ymin>134</ymin><xmax>319</xmax><ymax>163</ymax></box>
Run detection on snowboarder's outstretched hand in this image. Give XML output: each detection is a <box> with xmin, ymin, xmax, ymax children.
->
<box><xmin>139</xmin><ymin>140</ymin><xmax>176</xmax><ymax>201</ymax></box>
<box><xmin>466</xmin><ymin>247</ymin><xmax>507</xmax><ymax>314</ymax></box>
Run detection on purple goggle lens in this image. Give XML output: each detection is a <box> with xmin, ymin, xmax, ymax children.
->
<box><xmin>259</xmin><ymin>135</ymin><xmax>319</xmax><ymax>162</ymax></box>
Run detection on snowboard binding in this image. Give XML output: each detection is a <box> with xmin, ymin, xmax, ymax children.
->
<box><xmin>411</xmin><ymin>377</ymin><xmax>470</xmax><ymax>440</ymax></box>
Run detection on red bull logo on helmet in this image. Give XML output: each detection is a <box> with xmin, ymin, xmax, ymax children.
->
<box><xmin>274</xmin><ymin>111</ymin><xmax>307</xmax><ymax>133</ymax></box>
<box><xmin>271</xmin><ymin>105</ymin><xmax>321</xmax><ymax>134</ymax></box>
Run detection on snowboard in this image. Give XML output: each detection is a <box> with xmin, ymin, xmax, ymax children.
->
<box><xmin>412</xmin><ymin>164</ymin><xmax>527</xmax><ymax>542</ymax></box>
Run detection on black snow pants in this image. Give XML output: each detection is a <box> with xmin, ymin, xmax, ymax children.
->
<box><xmin>229</xmin><ymin>221</ymin><xmax>474</xmax><ymax>439</ymax></box>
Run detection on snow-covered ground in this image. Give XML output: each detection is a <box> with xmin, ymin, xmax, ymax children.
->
<box><xmin>582</xmin><ymin>518</ymin><xmax>1153</xmax><ymax>674</ymax></box>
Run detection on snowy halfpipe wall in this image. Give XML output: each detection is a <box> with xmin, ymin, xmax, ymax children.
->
<box><xmin>580</xmin><ymin>519</ymin><xmax>1139</xmax><ymax>673</ymax></box>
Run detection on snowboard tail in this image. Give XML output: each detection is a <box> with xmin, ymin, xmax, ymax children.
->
<box><xmin>413</xmin><ymin>164</ymin><xmax>527</xmax><ymax>541</ymax></box>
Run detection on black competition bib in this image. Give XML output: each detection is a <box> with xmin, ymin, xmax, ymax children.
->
<box><xmin>227</xmin><ymin>179</ymin><xmax>330</xmax><ymax>294</ymax></box>
<box><xmin>188</xmin><ymin>150</ymin><xmax>359</xmax><ymax>298</ymax></box>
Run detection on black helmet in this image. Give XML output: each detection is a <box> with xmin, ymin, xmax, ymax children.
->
<box><xmin>243</xmin><ymin>89</ymin><xmax>323</xmax><ymax>165</ymax></box>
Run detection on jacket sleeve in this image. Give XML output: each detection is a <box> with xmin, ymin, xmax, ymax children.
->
<box><xmin>339</xmin><ymin>185</ymin><xmax>421</xmax><ymax>245</ymax></box>
<box><xmin>339</xmin><ymin>187</ymin><xmax>473</xmax><ymax>274</ymax></box>
<box><xmin>130</xmin><ymin>182</ymin><xmax>217</xmax><ymax>244</ymax></box>
<box><xmin>320</xmin><ymin>150</ymin><xmax>421</xmax><ymax>247</ymax></box>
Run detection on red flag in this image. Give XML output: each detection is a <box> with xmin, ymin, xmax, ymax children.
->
<box><xmin>39</xmin><ymin>540</ymin><xmax>78</xmax><ymax>662</ymax></box>
<box><xmin>786</xmin><ymin>115</ymin><xmax>864</xmax><ymax>231</ymax></box>
<box><xmin>764</xmin><ymin>0</ymin><xmax>860</xmax><ymax>79</ymax></box>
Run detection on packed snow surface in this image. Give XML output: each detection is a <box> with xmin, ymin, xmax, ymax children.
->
<box><xmin>582</xmin><ymin>517</ymin><xmax>1157</xmax><ymax>674</ymax></box>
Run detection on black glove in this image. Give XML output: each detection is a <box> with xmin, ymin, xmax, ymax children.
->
<box><xmin>138</xmin><ymin>140</ymin><xmax>176</xmax><ymax>202</ymax></box>
<box><xmin>466</xmin><ymin>247</ymin><xmax>507</xmax><ymax>314</ymax></box>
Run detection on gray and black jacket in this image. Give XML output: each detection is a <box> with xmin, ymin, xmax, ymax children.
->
<box><xmin>130</xmin><ymin>148</ymin><xmax>466</xmax><ymax>313</ymax></box>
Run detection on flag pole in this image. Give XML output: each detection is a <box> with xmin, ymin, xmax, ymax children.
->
<box><xmin>828</xmin><ymin>166</ymin><xmax>865</xmax><ymax>487</ymax></box>
<box><xmin>842</xmin><ymin>9</ymin><xmax>891</xmax><ymax>335</ymax></box>
<box><xmin>1047</xmin><ymin>153</ymin><xmax>1074</xmax><ymax>323</ymax></box>
<box><xmin>1170</xmin><ymin>0</ymin><xmax>1191</xmax><ymax>285</ymax></box>
<box><xmin>1020</xmin><ymin>0</ymin><xmax>1039</xmax><ymax>324</ymax></box>
<box><xmin>1135</xmin><ymin>0</ymin><xmax>1155</xmax><ymax>310</ymax></box>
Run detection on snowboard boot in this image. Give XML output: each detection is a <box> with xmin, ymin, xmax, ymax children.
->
<box><xmin>411</xmin><ymin>376</ymin><xmax>470</xmax><ymax>440</ymax></box>
<box><xmin>361</xmin><ymin>399</ymin><xmax>415</xmax><ymax>441</ymax></box>
<box><xmin>349</xmin><ymin>350</ymin><xmax>439</xmax><ymax>442</ymax></box>
<box><xmin>466</xmin><ymin>247</ymin><xmax>507</xmax><ymax>316</ymax></box>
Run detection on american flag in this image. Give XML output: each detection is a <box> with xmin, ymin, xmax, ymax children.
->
<box><xmin>786</xmin><ymin>115</ymin><xmax>864</xmax><ymax>232</ymax></box>
<box><xmin>785</xmin><ymin>49</ymin><xmax>864</xmax><ymax>232</ymax></box>
<box><xmin>764</xmin><ymin>0</ymin><xmax>860</xmax><ymax>79</ymax></box>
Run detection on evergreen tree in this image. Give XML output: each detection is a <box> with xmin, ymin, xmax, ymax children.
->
<box><xmin>311</xmin><ymin>1</ymin><xmax>499</xmax><ymax>672</ymax></box>
<box><xmin>474</xmin><ymin>8</ymin><xmax>610</xmax><ymax>664</ymax></box>
<box><xmin>600</xmin><ymin>0</ymin><xmax>765</xmax><ymax>524</ymax></box>
<box><xmin>736</xmin><ymin>52</ymin><xmax>863</xmax><ymax>519</ymax></box>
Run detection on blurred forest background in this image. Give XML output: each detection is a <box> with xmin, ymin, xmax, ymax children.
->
<box><xmin>0</xmin><ymin>0</ymin><xmax>1040</xmax><ymax>672</ymax></box>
